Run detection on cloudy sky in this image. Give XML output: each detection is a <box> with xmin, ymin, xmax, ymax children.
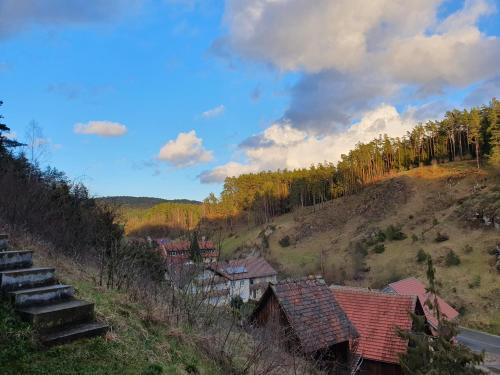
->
<box><xmin>1</xmin><ymin>0</ymin><xmax>499</xmax><ymax>199</ymax></box>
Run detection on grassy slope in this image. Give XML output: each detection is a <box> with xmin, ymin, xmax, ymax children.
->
<box><xmin>221</xmin><ymin>161</ymin><xmax>500</xmax><ymax>334</ymax></box>
<box><xmin>0</xmin><ymin>249</ymin><xmax>221</xmax><ymax>375</ymax></box>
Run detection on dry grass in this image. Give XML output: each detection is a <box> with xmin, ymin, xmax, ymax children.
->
<box><xmin>221</xmin><ymin>161</ymin><xmax>500</xmax><ymax>334</ymax></box>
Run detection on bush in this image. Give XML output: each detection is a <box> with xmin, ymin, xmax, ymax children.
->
<box><xmin>432</xmin><ymin>218</ymin><xmax>439</xmax><ymax>226</ymax></box>
<box><xmin>278</xmin><ymin>235</ymin><xmax>290</xmax><ymax>247</ymax></box>
<box><xmin>373</xmin><ymin>244</ymin><xmax>385</xmax><ymax>254</ymax></box>
<box><xmin>411</xmin><ymin>234</ymin><xmax>419</xmax><ymax>243</ymax></box>
<box><xmin>416</xmin><ymin>249</ymin><xmax>428</xmax><ymax>263</ymax></box>
<box><xmin>445</xmin><ymin>250</ymin><xmax>461</xmax><ymax>266</ymax></box>
<box><xmin>463</xmin><ymin>244</ymin><xmax>473</xmax><ymax>254</ymax></box>
<box><xmin>385</xmin><ymin>225</ymin><xmax>407</xmax><ymax>241</ymax></box>
<box><xmin>468</xmin><ymin>275</ymin><xmax>481</xmax><ymax>289</ymax></box>
<box><xmin>435</xmin><ymin>232</ymin><xmax>449</xmax><ymax>242</ymax></box>
<box><xmin>142</xmin><ymin>364</ymin><xmax>164</xmax><ymax>375</ymax></box>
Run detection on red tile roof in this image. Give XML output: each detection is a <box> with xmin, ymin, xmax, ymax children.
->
<box><xmin>211</xmin><ymin>257</ymin><xmax>277</xmax><ymax>281</ymax></box>
<box><xmin>259</xmin><ymin>277</ymin><xmax>358</xmax><ymax>354</ymax></box>
<box><xmin>386</xmin><ymin>277</ymin><xmax>459</xmax><ymax>330</ymax></box>
<box><xmin>331</xmin><ymin>286</ymin><xmax>416</xmax><ymax>364</ymax></box>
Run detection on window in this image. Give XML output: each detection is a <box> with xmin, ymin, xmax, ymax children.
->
<box><xmin>250</xmin><ymin>279</ymin><xmax>254</xmax><ymax>285</ymax></box>
<box><xmin>231</xmin><ymin>281</ymin><xmax>235</xmax><ymax>287</ymax></box>
<box><xmin>240</xmin><ymin>280</ymin><xmax>244</xmax><ymax>286</ymax></box>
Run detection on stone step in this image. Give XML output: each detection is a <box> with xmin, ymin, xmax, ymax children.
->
<box><xmin>0</xmin><ymin>267</ymin><xmax>55</xmax><ymax>292</ymax></box>
<box><xmin>9</xmin><ymin>284</ymin><xmax>74</xmax><ymax>307</ymax></box>
<box><xmin>0</xmin><ymin>234</ymin><xmax>8</xmax><ymax>250</ymax></box>
<box><xmin>0</xmin><ymin>250</ymin><xmax>33</xmax><ymax>271</ymax></box>
<box><xmin>40</xmin><ymin>321</ymin><xmax>109</xmax><ymax>345</ymax></box>
<box><xmin>16</xmin><ymin>299</ymin><xmax>95</xmax><ymax>332</ymax></box>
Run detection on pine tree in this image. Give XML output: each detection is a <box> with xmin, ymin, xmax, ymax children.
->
<box><xmin>0</xmin><ymin>101</ymin><xmax>24</xmax><ymax>150</ymax></box>
<box><xmin>468</xmin><ymin>108</ymin><xmax>482</xmax><ymax>168</ymax></box>
<box><xmin>189</xmin><ymin>231</ymin><xmax>202</xmax><ymax>263</ymax></box>
<box><xmin>398</xmin><ymin>258</ymin><xmax>485</xmax><ymax>375</ymax></box>
<box><xmin>488</xmin><ymin>98</ymin><xmax>500</xmax><ymax>166</ymax></box>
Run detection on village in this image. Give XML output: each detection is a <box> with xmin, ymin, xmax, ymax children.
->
<box><xmin>154</xmin><ymin>237</ymin><xmax>461</xmax><ymax>375</ymax></box>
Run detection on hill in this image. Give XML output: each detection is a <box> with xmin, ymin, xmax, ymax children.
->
<box><xmin>97</xmin><ymin>196</ymin><xmax>201</xmax><ymax>209</ymax></box>
<box><xmin>219</xmin><ymin>161</ymin><xmax>500</xmax><ymax>334</ymax></box>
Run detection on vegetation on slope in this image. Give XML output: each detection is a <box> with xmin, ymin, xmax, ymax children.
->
<box><xmin>0</xmin><ymin>267</ymin><xmax>221</xmax><ymax>375</ymax></box>
<box><xmin>220</xmin><ymin>161</ymin><xmax>500</xmax><ymax>334</ymax></box>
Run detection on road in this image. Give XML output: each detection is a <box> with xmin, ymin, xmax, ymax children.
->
<box><xmin>458</xmin><ymin>327</ymin><xmax>500</xmax><ymax>374</ymax></box>
<box><xmin>458</xmin><ymin>327</ymin><xmax>500</xmax><ymax>355</ymax></box>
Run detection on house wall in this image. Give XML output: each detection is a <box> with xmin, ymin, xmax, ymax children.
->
<box><xmin>230</xmin><ymin>278</ymin><xmax>250</xmax><ymax>302</ymax></box>
<box><xmin>249</xmin><ymin>275</ymin><xmax>277</xmax><ymax>300</ymax></box>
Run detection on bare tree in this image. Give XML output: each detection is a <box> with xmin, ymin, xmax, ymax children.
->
<box><xmin>24</xmin><ymin>120</ymin><xmax>49</xmax><ymax>165</ymax></box>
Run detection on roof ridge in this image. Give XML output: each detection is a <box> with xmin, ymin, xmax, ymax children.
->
<box><xmin>330</xmin><ymin>285</ymin><xmax>417</xmax><ymax>299</ymax></box>
<box><xmin>272</xmin><ymin>275</ymin><xmax>324</xmax><ymax>286</ymax></box>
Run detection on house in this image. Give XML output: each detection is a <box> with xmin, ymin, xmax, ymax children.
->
<box><xmin>383</xmin><ymin>277</ymin><xmax>459</xmax><ymax>333</ymax></box>
<box><xmin>165</xmin><ymin>257</ymin><xmax>277</xmax><ymax>306</ymax></box>
<box><xmin>156</xmin><ymin>239</ymin><xmax>219</xmax><ymax>264</ymax></box>
<box><xmin>331</xmin><ymin>286</ymin><xmax>424</xmax><ymax>375</ymax></box>
<box><xmin>209</xmin><ymin>256</ymin><xmax>278</xmax><ymax>302</ymax></box>
<box><xmin>250</xmin><ymin>277</ymin><xmax>359</xmax><ymax>370</ymax></box>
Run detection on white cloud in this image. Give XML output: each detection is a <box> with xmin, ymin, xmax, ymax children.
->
<box><xmin>158</xmin><ymin>130</ymin><xmax>213</xmax><ymax>167</ymax></box>
<box><xmin>202</xmin><ymin>105</ymin><xmax>225</xmax><ymax>118</ymax></box>
<box><xmin>74</xmin><ymin>121</ymin><xmax>128</xmax><ymax>137</ymax></box>
<box><xmin>199</xmin><ymin>105</ymin><xmax>416</xmax><ymax>183</ymax></box>
<box><xmin>218</xmin><ymin>0</ymin><xmax>500</xmax><ymax>132</ymax></box>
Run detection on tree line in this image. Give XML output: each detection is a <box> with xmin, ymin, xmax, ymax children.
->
<box><xmin>202</xmin><ymin>98</ymin><xmax>500</xmax><ymax>226</ymax></box>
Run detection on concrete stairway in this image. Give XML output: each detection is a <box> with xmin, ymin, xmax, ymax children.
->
<box><xmin>0</xmin><ymin>234</ymin><xmax>108</xmax><ymax>345</ymax></box>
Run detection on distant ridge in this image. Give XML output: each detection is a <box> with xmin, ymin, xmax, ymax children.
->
<box><xmin>97</xmin><ymin>196</ymin><xmax>201</xmax><ymax>209</ymax></box>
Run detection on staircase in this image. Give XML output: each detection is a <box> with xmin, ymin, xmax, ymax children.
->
<box><xmin>0</xmin><ymin>234</ymin><xmax>109</xmax><ymax>345</ymax></box>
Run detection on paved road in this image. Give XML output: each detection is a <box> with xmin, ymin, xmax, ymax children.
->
<box><xmin>458</xmin><ymin>327</ymin><xmax>500</xmax><ymax>374</ymax></box>
<box><xmin>458</xmin><ymin>327</ymin><xmax>500</xmax><ymax>355</ymax></box>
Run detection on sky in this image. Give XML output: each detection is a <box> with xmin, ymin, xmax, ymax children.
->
<box><xmin>0</xmin><ymin>0</ymin><xmax>499</xmax><ymax>200</ymax></box>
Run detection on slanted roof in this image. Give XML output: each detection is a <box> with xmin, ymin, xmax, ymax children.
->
<box><xmin>386</xmin><ymin>277</ymin><xmax>459</xmax><ymax>330</ymax></box>
<box><xmin>254</xmin><ymin>277</ymin><xmax>358</xmax><ymax>354</ymax></box>
<box><xmin>211</xmin><ymin>257</ymin><xmax>277</xmax><ymax>281</ymax></box>
<box><xmin>331</xmin><ymin>286</ymin><xmax>416</xmax><ymax>365</ymax></box>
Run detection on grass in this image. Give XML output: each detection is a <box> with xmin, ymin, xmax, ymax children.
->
<box><xmin>0</xmin><ymin>277</ymin><xmax>221</xmax><ymax>375</ymax></box>
<box><xmin>219</xmin><ymin>161</ymin><xmax>500</xmax><ymax>334</ymax></box>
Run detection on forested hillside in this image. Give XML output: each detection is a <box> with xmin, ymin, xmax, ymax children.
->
<box><xmin>98</xmin><ymin>196</ymin><xmax>200</xmax><ymax>209</ymax></box>
<box><xmin>118</xmin><ymin>99</ymin><xmax>500</xmax><ymax>236</ymax></box>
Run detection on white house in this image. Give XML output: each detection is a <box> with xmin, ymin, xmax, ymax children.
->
<box><xmin>167</xmin><ymin>257</ymin><xmax>278</xmax><ymax>306</ymax></box>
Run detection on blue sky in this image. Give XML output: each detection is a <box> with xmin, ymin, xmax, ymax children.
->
<box><xmin>0</xmin><ymin>0</ymin><xmax>499</xmax><ymax>200</ymax></box>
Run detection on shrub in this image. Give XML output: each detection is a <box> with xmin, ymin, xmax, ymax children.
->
<box><xmin>279</xmin><ymin>235</ymin><xmax>290</xmax><ymax>247</ymax></box>
<box><xmin>416</xmin><ymin>249</ymin><xmax>428</xmax><ymax>263</ymax></box>
<box><xmin>432</xmin><ymin>218</ymin><xmax>439</xmax><ymax>226</ymax></box>
<box><xmin>411</xmin><ymin>234</ymin><xmax>419</xmax><ymax>243</ymax></box>
<box><xmin>463</xmin><ymin>244</ymin><xmax>473</xmax><ymax>254</ymax></box>
<box><xmin>142</xmin><ymin>364</ymin><xmax>164</xmax><ymax>375</ymax></box>
<box><xmin>230</xmin><ymin>296</ymin><xmax>244</xmax><ymax>311</ymax></box>
<box><xmin>445</xmin><ymin>250</ymin><xmax>461</xmax><ymax>266</ymax></box>
<box><xmin>435</xmin><ymin>232</ymin><xmax>449</xmax><ymax>242</ymax></box>
<box><xmin>385</xmin><ymin>225</ymin><xmax>407</xmax><ymax>241</ymax></box>
<box><xmin>373</xmin><ymin>244</ymin><xmax>385</xmax><ymax>254</ymax></box>
<box><xmin>468</xmin><ymin>275</ymin><xmax>481</xmax><ymax>289</ymax></box>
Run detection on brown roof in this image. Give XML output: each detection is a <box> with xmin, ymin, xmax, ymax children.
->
<box><xmin>331</xmin><ymin>285</ymin><xmax>417</xmax><ymax>365</ymax></box>
<box><xmin>211</xmin><ymin>257</ymin><xmax>277</xmax><ymax>281</ymax></box>
<box><xmin>254</xmin><ymin>277</ymin><xmax>358</xmax><ymax>354</ymax></box>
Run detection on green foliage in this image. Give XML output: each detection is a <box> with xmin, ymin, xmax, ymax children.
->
<box><xmin>435</xmin><ymin>232</ymin><xmax>449</xmax><ymax>242</ymax></box>
<box><xmin>372</xmin><ymin>243</ymin><xmax>385</xmax><ymax>254</ymax></box>
<box><xmin>411</xmin><ymin>234</ymin><xmax>419</xmax><ymax>243</ymax></box>
<box><xmin>416</xmin><ymin>249</ymin><xmax>428</xmax><ymax>263</ymax></box>
<box><xmin>142</xmin><ymin>363</ymin><xmax>165</xmax><ymax>375</ymax></box>
<box><xmin>432</xmin><ymin>218</ymin><xmax>439</xmax><ymax>226</ymax></box>
<box><xmin>189</xmin><ymin>231</ymin><xmax>202</xmax><ymax>263</ymax></box>
<box><xmin>279</xmin><ymin>235</ymin><xmax>291</xmax><ymax>247</ymax></box>
<box><xmin>385</xmin><ymin>225</ymin><xmax>407</xmax><ymax>241</ymax></box>
<box><xmin>230</xmin><ymin>296</ymin><xmax>244</xmax><ymax>311</ymax></box>
<box><xmin>398</xmin><ymin>258</ymin><xmax>485</xmax><ymax>375</ymax></box>
<box><xmin>468</xmin><ymin>275</ymin><xmax>481</xmax><ymax>289</ymax></box>
<box><xmin>445</xmin><ymin>250</ymin><xmax>461</xmax><ymax>267</ymax></box>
